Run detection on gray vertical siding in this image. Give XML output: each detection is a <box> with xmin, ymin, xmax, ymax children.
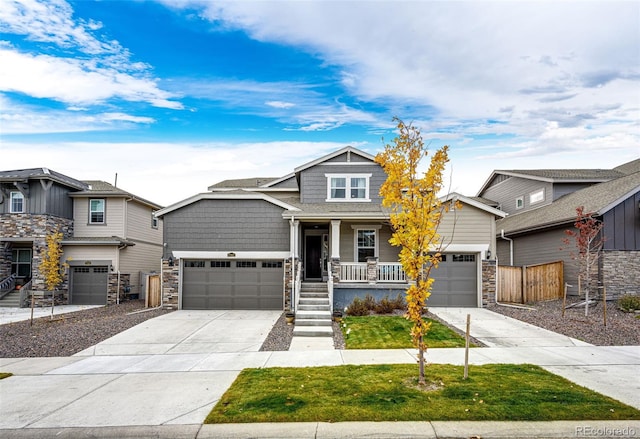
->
<box><xmin>0</xmin><ymin>181</ymin><xmax>74</xmax><ymax>218</ymax></box>
<box><xmin>603</xmin><ymin>192</ymin><xmax>640</xmax><ymax>250</ymax></box>
<box><xmin>552</xmin><ymin>183</ymin><xmax>596</xmax><ymax>201</ymax></box>
<box><xmin>163</xmin><ymin>199</ymin><xmax>289</xmax><ymax>254</ymax></box>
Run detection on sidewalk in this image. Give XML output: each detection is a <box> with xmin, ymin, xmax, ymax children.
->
<box><xmin>1</xmin><ymin>308</ymin><xmax>638</xmax><ymax>437</ymax></box>
<box><xmin>0</xmin><ymin>304</ymin><xmax>102</xmax><ymax>325</ymax></box>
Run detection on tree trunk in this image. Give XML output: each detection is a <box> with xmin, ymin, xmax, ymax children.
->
<box><xmin>418</xmin><ymin>335</ymin><xmax>425</xmax><ymax>385</ymax></box>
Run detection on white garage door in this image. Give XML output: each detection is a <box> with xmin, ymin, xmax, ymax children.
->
<box><xmin>181</xmin><ymin>260</ymin><xmax>284</xmax><ymax>310</ymax></box>
<box><xmin>428</xmin><ymin>254</ymin><xmax>478</xmax><ymax>307</ymax></box>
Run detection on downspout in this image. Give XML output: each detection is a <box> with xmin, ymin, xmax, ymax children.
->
<box><xmin>501</xmin><ymin>229</ymin><xmax>513</xmax><ymax>266</ymax></box>
<box><xmin>289</xmin><ymin>216</ymin><xmax>295</xmax><ymax>312</ymax></box>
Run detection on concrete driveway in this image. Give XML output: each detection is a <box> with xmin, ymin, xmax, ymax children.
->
<box><xmin>0</xmin><ymin>310</ymin><xmax>282</xmax><ymax>429</ymax></box>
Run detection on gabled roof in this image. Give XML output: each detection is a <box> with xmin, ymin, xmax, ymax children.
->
<box><xmin>477</xmin><ymin>158</ymin><xmax>639</xmax><ymax>196</ymax></box>
<box><xmin>0</xmin><ymin>168</ymin><xmax>88</xmax><ymax>190</ymax></box>
<box><xmin>208</xmin><ymin>177</ymin><xmax>280</xmax><ymax>190</ymax></box>
<box><xmin>155</xmin><ymin>190</ymin><xmax>300</xmax><ymax>217</ymax></box>
<box><xmin>70</xmin><ymin>180</ymin><xmax>162</xmax><ymax>210</ymax></box>
<box><xmin>442</xmin><ymin>193</ymin><xmax>507</xmax><ymax>218</ymax></box>
<box><xmin>293</xmin><ymin>146</ymin><xmax>375</xmax><ymax>173</ymax></box>
<box><xmin>498</xmin><ymin>171</ymin><xmax>640</xmax><ymax>236</ymax></box>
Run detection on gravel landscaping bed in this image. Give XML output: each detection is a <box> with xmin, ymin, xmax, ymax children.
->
<box><xmin>489</xmin><ymin>297</ymin><xmax>640</xmax><ymax>346</ymax></box>
<box><xmin>0</xmin><ymin>300</ymin><xmax>172</xmax><ymax>358</ymax></box>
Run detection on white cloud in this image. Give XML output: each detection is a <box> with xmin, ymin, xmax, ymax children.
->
<box><xmin>266</xmin><ymin>100</ymin><xmax>295</xmax><ymax>109</ymax></box>
<box><xmin>0</xmin><ymin>95</ymin><xmax>155</xmax><ymax>134</ymax></box>
<box><xmin>0</xmin><ymin>48</ymin><xmax>183</xmax><ymax>109</ymax></box>
<box><xmin>162</xmin><ymin>0</ymin><xmax>639</xmax><ymax>151</ymax></box>
<box><xmin>0</xmin><ymin>141</ymin><xmax>355</xmax><ymax>206</ymax></box>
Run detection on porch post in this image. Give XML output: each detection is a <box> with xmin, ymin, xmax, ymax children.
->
<box><xmin>330</xmin><ymin>220</ymin><xmax>341</xmax><ymax>283</ymax></box>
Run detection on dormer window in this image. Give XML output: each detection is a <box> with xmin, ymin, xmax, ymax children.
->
<box><xmin>326</xmin><ymin>174</ymin><xmax>371</xmax><ymax>202</ymax></box>
<box><xmin>10</xmin><ymin>192</ymin><xmax>24</xmax><ymax>213</ymax></box>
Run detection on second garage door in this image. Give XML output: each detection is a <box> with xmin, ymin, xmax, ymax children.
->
<box><xmin>428</xmin><ymin>254</ymin><xmax>478</xmax><ymax>307</ymax></box>
<box><xmin>70</xmin><ymin>266</ymin><xmax>109</xmax><ymax>305</ymax></box>
<box><xmin>182</xmin><ymin>260</ymin><xmax>284</xmax><ymax>310</ymax></box>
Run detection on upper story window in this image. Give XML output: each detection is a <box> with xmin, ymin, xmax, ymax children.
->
<box><xmin>89</xmin><ymin>199</ymin><xmax>105</xmax><ymax>224</ymax></box>
<box><xmin>529</xmin><ymin>188</ymin><xmax>545</xmax><ymax>205</ymax></box>
<box><xmin>515</xmin><ymin>196</ymin><xmax>524</xmax><ymax>210</ymax></box>
<box><xmin>151</xmin><ymin>213</ymin><xmax>159</xmax><ymax>229</ymax></box>
<box><xmin>10</xmin><ymin>192</ymin><xmax>24</xmax><ymax>213</ymax></box>
<box><xmin>326</xmin><ymin>174</ymin><xmax>371</xmax><ymax>202</ymax></box>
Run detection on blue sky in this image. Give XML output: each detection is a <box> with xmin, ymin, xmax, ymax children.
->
<box><xmin>1</xmin><ymin>0</ymin><xmax>638</xmax><ymax>206</ymax></box>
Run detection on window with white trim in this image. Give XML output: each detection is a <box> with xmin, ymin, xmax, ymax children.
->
<box><xmin>89</xmin><ymin>199</ymin><xmax>105</xmax><ymax>224</ymax></box>
<box><xmin>529</xmin><ymin>188</ymin><xmax>544</xmax><ymax>205</ymax></box>
<box><xmin>10</xmin><ymin>192</ymin><xmax>24</xmax><ymax>213</ymax></box>
<box><xmin>151</xmin><ymin>213</ymin><xmax>158</xmax><ymax>229</ymax></box>
<box><xmin>355</xmin><ymin>229</ymin><xmax>376</xmax><ymax>262</ymax></box>
<box><xmin>326</xmin><ymin>174</ymin><xmax>371</xmax><ymax>201</ymax></box>
<box><xmin>515</xmin><ymin>196</ymin><xmax>524</xmax><ymax>210</ymax></box>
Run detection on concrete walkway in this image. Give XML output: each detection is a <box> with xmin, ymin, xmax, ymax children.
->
<box><xmin>0</xmin><ymin>304</ymin><xmax>102</xmax><ymax>325</ymax></box>
<box><xmin>0</xmin><ymin>308</ymin><xmax>638</xmax><ymax>437</ymax></box>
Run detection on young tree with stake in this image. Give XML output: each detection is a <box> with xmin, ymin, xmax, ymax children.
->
<box><xmin>375</xmin><ymin>118</ymin><xmax>451</xmax><ymax>385</ymax></box>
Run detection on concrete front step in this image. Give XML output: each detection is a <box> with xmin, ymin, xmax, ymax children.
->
<box><xmin>298</xmin><ymin>306</ymin><xmax>331</xmax><ymax>313</ymax></box>
<box><xmin>299</xmin><ymin>298</ymin><xmax>330</xmax><ymax>305</ymax></box>
<box><xmin>295</xmin><ymin>318</ymin><xmax>332</xmax><ymax>327</ymax></box>
<box><xmin>292</xmin><ymin>326</ymin><xmax>334</xmax><ymax>337</ymax></box>
<box><xmin>296</xmin><ymin>310</ymin><xmax>331</xmax><ymax>320</ymax></box>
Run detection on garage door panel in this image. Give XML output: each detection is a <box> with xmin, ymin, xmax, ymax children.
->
<box><xmin>182</xmin><ymin>260</ymin><xmax>283</xmax><ymax>310</ymax></box>
<box><xmin>71</xmin><ymin>266</ymin><xmax>108</xmax><ymax>305</ymax></box>
<box><xmin>429</xmin><ymin>254</ymin><xmax>478</xmax><ymax>307</ymax></box>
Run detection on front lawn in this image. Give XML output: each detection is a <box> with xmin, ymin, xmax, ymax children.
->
<box><xmin>205</xmin><ymin>364</ymin><xmax>640</xmax><ymax>423</ymax></box>
<box><xmin>341</xmin><ymin>315</ymin><xmax>470</xmax><ymax>349</ymax></box>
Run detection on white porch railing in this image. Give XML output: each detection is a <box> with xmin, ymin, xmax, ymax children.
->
<box><xmin>339</xmin><ymin>262</ymin><xmax>407</xmax><ymax>283</ymax></box>
<box><xmin>339</xmin><ymin>263</ymin><xmax>368</xmax><ymax>282</ymax></box>
<box><xmin>377</xmin><ymin>263</ymin><xmax>407</xmax><ymax>282</ymax></box>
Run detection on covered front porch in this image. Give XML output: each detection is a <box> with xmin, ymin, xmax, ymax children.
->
<box><xmin>288</xmin><ymin>218</ymin><xmax>407</xmax><ymax>285</ymax></box>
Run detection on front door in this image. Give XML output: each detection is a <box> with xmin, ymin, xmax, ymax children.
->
<box><xmin>305</xmin><ymin>235</ymin><xmax>322</xmax><ymax>280</ymax></box>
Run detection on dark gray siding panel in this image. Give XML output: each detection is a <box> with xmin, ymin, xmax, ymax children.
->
<box><xmin>300</xmin><ymin>163</ymin><xmax>386</xmax><ymax>203</ymax></box>
<box><xmin>0</xmin><ymin>181</ymin><xmax>73</xmax><ymax>217</ymax></box>
<box><xmin>603</xmin><ymin>192</ymin><xmax>640</xmax><ymax>251</ymax></box>
<box><xmin>511</xmin><ymin>228</ymin><xmax>579</xmax><ymax>294</ymax></box>
<box><xmin>164</xmin><ymin>199</ymin><xmax>289</xmax><ymax>253</ymax></box>
<box><xmin>269</xmin><ymin>176</ymin><xmax>298</xmax><ymax>189</ymax></box>
<box><xmin>552</xmin><ymin>183</ymin><xmax>595</xmax><ymax>201</ymax></box>
<box><xmin>481</xmin><ymin>177</ymin><xmax>553</xmax><ymax>215</ymax></box>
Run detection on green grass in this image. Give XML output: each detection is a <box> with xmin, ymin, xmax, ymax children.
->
<box><xmin>341</xmin><ymin>315</ymin><xmax>470</xmax><ymax>349</ymax></box>
<box><xmin>0</xmin><ymin>373</ymin><xmax>12</xmax><ymax>380</ymax></box>
<box><xmin>205</xmin><ymin>364</ymin><xmax>640</xmax><ymax>423</ymax></box>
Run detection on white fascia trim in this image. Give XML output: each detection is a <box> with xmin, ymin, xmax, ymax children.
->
<box><xmin>439</xmin><ymin>244</ymin><xmax>488</xmax><ymax>253</ymax></box>
<box><xmin>261</xmin><ymin>172</ymin><xmax>296</xmax><ymax>187</ymax></box>
<box><xmin>282</xmin><ymin>212</ymin><xmax>388</xmax><ymax>220</ymax></box>
<box><xmin>442</xmin><ymin>192</ymin><xmax>507</xmax><ymax>218</ymax></box>
<box><xmin>172</xmin><ymin>251</ymin><xmax>290</xmax><ymax>260</ymax></box>
<box><xmin>294</xmin><ymin>146</ymin><xmax>376</xmax><ymax>173</ymax></box>
<box><xmin>155</xmin><ymin>191</ymin><xmax>300</xmax><ymax>217</ymax></box>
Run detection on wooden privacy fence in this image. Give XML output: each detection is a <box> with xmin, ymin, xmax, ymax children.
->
<box><xmin>498</xmin><ymin>261</ymin><xmax>563</xmax><ymax>304</ymax></box>
<box><xmin>145</xmin><ymin>274</ymin><xmax>161</xmax><ymax>307</ymax></box>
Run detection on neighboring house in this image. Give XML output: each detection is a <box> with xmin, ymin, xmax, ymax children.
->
<box><xmin>156</xmin><ymin>146</ymin><xmax>505</xmax><ymax>311</ymax></box>
<box><xmin>0</xmin><ymin>169</ymin><xmax>163</xmax><ymax>307</ymax></box>
<box><xmin>477</xmin><ymin>159</ymin><xmax>640</xmax><ymax>299</ymax></box>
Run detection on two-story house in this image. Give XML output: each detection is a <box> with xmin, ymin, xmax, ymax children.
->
<box><xmin>157</xmin><ymin>146</ymin><xmax>505</xmax><ymax>312</ymax></box>
<box><xmin>0</xmin><ymin>168</ymin><xmax>163</xmax><ymax>307</ymax></box>
<box><xmin>477</xmin><ymin>159</ymin><xmax>640</xmax><ymax>299</ymax></box>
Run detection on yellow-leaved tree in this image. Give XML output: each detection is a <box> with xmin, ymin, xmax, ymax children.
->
<box><xmin>375</xmin><ymin>118</ymin><xmax>450</xmax><ymax>384</ymax></box>
<box><xmin>39</xmin><ymin>230</ymin><xmax>66</xmax><ymax>320</ymax></box>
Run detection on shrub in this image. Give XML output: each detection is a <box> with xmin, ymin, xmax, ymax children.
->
<box><xmin>346</xmin><ymin>297</ymin><xmax>370</xmax><ymax>316</ymax></box>
<box><xmin>391</xmin><ymin>293</ymin><xmax>406</xmax><ymax>310</ymax></box>
<box><xmin>618</xmin><ymin>294</ymin><xmax>640</xmax><ymax>312</ymax></box>
<box><xmin>375</xmin><ymin>296</ymin><xmax>395</xmax><ymax>314</ymax></box>
<box><xmin>363</xmin><ymin>294</ymin><xmax>377</xmax><ymax>311</ymax></box>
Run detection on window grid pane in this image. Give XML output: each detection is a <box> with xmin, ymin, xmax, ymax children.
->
<box><xmin>356</xmin><ymin>230</ymin><xmax>376</xmax><ymax>262</ymax></box>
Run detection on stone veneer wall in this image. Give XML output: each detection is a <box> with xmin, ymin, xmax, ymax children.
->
<box><xmin>482</xmin><ymin>259</ymin><xmax>497</xmax><ymax>307</ymax></box>
<box><xmin>107</xmin><ymin>273</ymin><xmax>131</xmax><ymax>305</ymax></box>
<box><xmin>162</xmin><ymin>258</ymin><xmax>179</xmax><ymax>309</ymax></box>
<box><xmin>601</xmin><ymin>250</ymin><xmax>640</xmax><ymax>300</ymax></box>
<box><xmin>0</xmin><ymin>214</ymin><xmax>73</xmax><ymax>299</ymax></box>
